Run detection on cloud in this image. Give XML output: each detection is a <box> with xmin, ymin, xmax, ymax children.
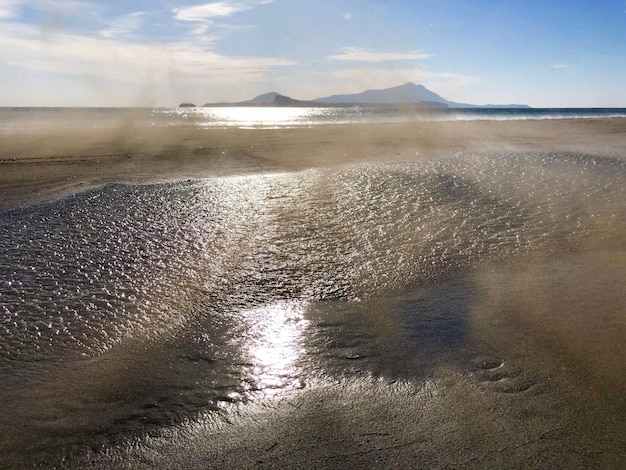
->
<box><xmin>328</xmin><ymin>47</ymin><xmax>433</xmax><ymax>62</ymax></box>
<box><xmin>550</xmin><ymin>63</ymin><xmax>570</xmax><ymax>69</ymax></box>
<box><xmin>0</xmin><ymin>0</ymin><xmax>21</xmax><ymax>19</ymax></box>
<box><xmin>174</xmin><ymin>2</ymin><xmax>247</xmax><ymax>21</ymax></box>
<box><xmin>100</xmin><ymin>12</ymin><xmax>147</xmax><ymax>39</ymax></box>
<box><xmin>0</xmin><ymin>21</ymin><xmax>293</xmax><ymax>86</ymax></box>
<box><xmin>173</xmin><ymin>0</ymin><xmax>273</xmax><ymax>22</ymax></box>
<box><xmin>0</xmin><ymin>0</ymin><xmax>286</xmax><ymax>104</ymax></box>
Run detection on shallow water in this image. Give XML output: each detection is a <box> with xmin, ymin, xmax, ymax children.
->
<box><xmin>0</xmin><ymin>151</ymin><xmax>624</xmax><ymax>466</ymax></box>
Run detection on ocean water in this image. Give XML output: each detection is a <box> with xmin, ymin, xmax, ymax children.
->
<box><xmin>1</xmin><ymin>147</ymin><xmax>625</xmax><ymax>465</ymax></box>
<box><xmin>1</xmin><ymin>105</ymin><xmax>626</xmax><ymax>133</ymax></box>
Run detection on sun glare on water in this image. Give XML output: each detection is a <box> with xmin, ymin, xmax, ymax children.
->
<box><xmin>237</xmin><ymin>300</ymin><xmax>310</xmax><ymax>397</ymax></box>
<box><xmin>179</xmin><ymin>106</ymin><xmax>326</xmax><ymax>128</ymax></box>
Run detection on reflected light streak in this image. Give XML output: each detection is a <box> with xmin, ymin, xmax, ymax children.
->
<box><xmin>177</xmin><ymin>106</ymin><xmax>339</xmax><ymax>128</ymax></box>
<box><xmin>240</xmin><ymin>300</ymin><xmax>310</xmax><ymax>397</ymax></box>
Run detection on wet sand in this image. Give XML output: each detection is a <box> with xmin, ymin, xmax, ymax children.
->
<box><xmin>1</xmin><ymin>118</ymin><xmax>625</xmax><ymax>210</ymax></box>
<box><xmin>1</xmin><ymin>118</ymin><xmax>625</xmax><ymax>468</ymax></box>
<box><xmin>61</xmin><ymin>246</ymin><xmax>624</xmax><ymax>469</ymax></box>
<box><xmin>52</xmin><ymin>247</ymin><xmax>626</xmax><ymax>469</ymax></box>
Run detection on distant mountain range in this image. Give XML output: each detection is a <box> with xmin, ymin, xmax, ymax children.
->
<box><xmin>198</xmin><ymin>82</ymin><xmax>530</xmax><ymax>108</ymax></box>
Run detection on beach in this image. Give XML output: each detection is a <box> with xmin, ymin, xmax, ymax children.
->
<box><xmin>2</xmin><ymin>118</ymin><xmax>625</xmax><ymax>210</ymax></box>
<box><xmin>1</xmin><ymin>117</ymin><xmax>625</xmax><ymax>469</ymax></box>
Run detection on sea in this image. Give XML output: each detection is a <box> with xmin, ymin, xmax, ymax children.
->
<box><xmin>0</xmin><ymin>107</ymin><xmax>625</xmax><ymax>466</ymax></box>
<box><xmin>1</xmin><ymin>105</ymin><xmax>626</xmax><ymax>133</ymax></box>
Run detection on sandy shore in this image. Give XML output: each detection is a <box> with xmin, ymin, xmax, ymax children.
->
<box><xmin>1</xmin><ymin>118</ymin><xmax>625</xmax><ymax>210</ymax></box>
<box><xmin>1</xmin><ymin>118</ymin><xmax>625</xmax><ymax>468</ymax></box>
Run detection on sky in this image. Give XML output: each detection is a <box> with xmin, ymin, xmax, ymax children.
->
<box><xmin>0</xmin><ymin>0</ymin><xmax>624</xmax><ymax>107</ymax></box>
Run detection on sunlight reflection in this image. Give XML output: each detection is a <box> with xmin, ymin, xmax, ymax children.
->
<box><xmin>178</xmin><ymin>106</ymin><xmax>338</xmax><ymax>128</ymax></box>
<box><xmin>240</xmin><ymin>300</ymin><xmax>310</xmax><ymax>397</ymax></box>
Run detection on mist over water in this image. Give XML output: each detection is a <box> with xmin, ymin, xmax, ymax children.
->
<box><xmin>2</xmin><ymin>106</ymin><xmax>626</xmax><ymax>134</ymax></box>
<box><xmin>0</xmin><ymin>151</ymin><xmax>624</xmax><ymax>465</ymax></box>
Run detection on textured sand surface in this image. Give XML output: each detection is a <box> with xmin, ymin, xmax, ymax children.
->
<box><xmin>2</xmin><ymin>118</ymin><xmax>625</xmax><ymax>210</ymax></box>
<box><xmin>1</xmin><ymin>118</ymin><xmax>625</xmax><ymax>468</ymax></box>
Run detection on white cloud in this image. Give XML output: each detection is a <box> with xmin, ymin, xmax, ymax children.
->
<box><xmin>100</xmin><ymin>12</ymin><xmax>147</xmax><ymax>39</ymax></box>
<box><xmin>173</xmin><ymin>0</ymin><xmax>273</xmax><ymax>22</ymax></box>
<box><xmin>0</xmin><ymin>21</ymin><xmax>293</xmax><ymax>86</ymax></box>
<box><xmin>0</xmin><ymin>0</ymin><xmax>22</xmax><ymax>19</ymax></box>
<box><xmin>550</xmin><ymin>63</ymin><xmax>570</xmax><ymax>69</ymax></box>
<box><xmin>174</xmin><ymin>2</ymin><xmax>245</xmax><ymax>21</ymax></box>
<box><xmin>328</xmin><ymin>47</ymin><xmax>433</xmax><ymax>62</ymax></box>
<box><xmin>0</xmin><ymin>0</ymin><xmax>286</xmax><ymax>105</ymax></box>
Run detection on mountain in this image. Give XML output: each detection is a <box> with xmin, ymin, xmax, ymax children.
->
<box><xmin>201</xmin><ymin>83</ymin><xmax>530</xmax><ymax>108</ymax></box>
<box><xmin>203</xmin><ymin>92</ymin><xmax>321</xmax><ymax>107</ymax></box>
<box><xmin>314</xmin><ymin>82</ymin><xmax>530</xmax><ymax>108</ymax></box>
<box><xmin>314</xmin><ymin>82</ymin><xmax>448</xmax><ymax>105</ymax></box>
<box><xmin>238</xmin><ymin>92</ymin><xmax>283</xmax><ymax>105</ymax></box>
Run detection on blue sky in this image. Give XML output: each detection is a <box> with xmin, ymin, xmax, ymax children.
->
<box><xmin>0</xmin><ymin>0</ymin><xmax>624</xmax><ymax>107</ymax></box>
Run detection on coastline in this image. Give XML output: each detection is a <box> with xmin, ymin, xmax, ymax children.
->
<box><xmin>1</xmin><ymin>117</ymin><xmax>625</xmax><ymax>210</ymax></box>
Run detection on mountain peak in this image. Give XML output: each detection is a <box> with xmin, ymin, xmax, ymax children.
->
<box><xmin>313</xmin><ymin>83</ymin><xmax>448</xmax><ymax>105</ymax></box>
<box><xmin>238</xmin><ymin>92</ymin><xmax>285</xmax><ymax>105</ymax></box>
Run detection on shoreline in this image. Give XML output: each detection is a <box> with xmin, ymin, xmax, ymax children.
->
<box><xmin>1</xmin><ymin>118</ymin><xmax>625</xmax><ymax>210</ymax></box>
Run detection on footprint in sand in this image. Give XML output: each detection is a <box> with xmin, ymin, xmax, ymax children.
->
<box><xmin>470</xmin><ymin>355</ymin><xmax>540</xmax><ymax>395</ymax></box>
